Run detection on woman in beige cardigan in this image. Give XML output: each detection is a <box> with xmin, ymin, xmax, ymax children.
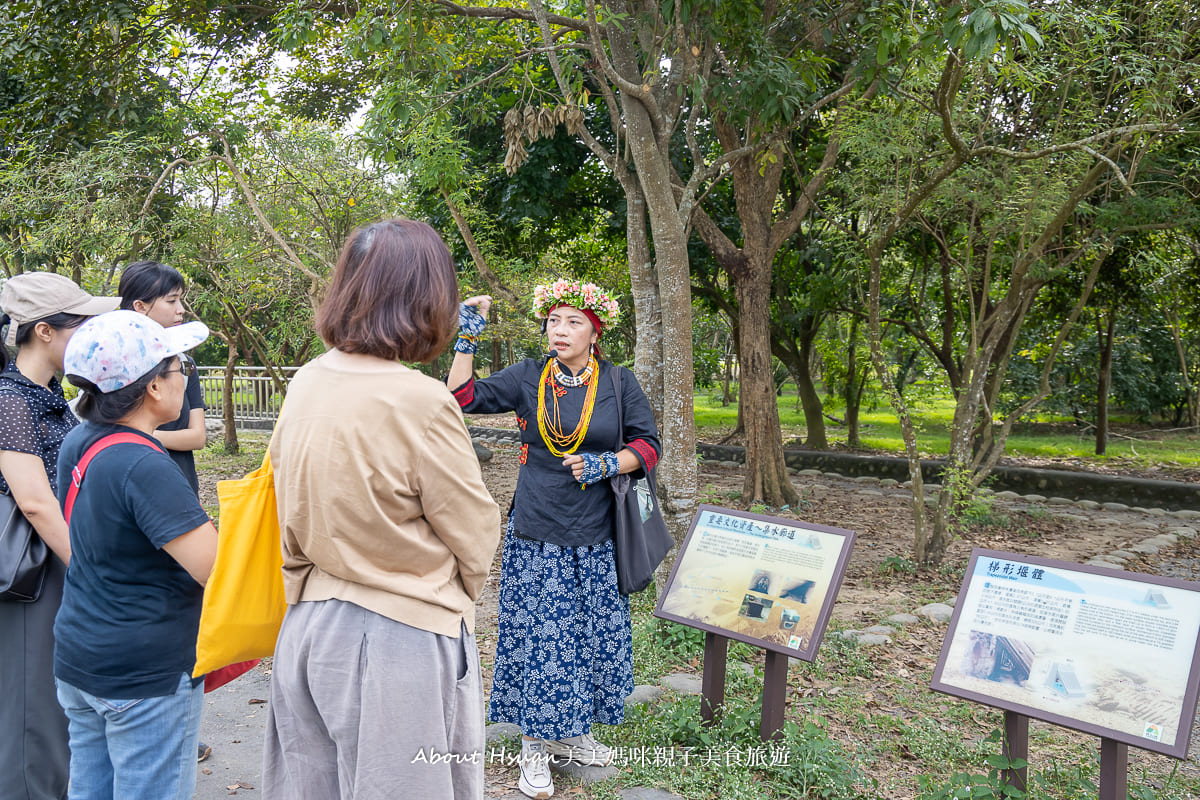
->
<box><xmin>263</xmin><ymin>219</ymin><xmax>501</xmax><ymax>800</ymax></box>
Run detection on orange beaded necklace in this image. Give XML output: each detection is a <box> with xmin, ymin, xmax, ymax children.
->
<box><xmin>537</xmin><ymin>355</ymin><xmax>599</xmax><ymax>456</ymax></box>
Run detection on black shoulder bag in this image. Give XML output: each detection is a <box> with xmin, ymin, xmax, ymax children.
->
<box><xmin>609</xmin><ymin>365</ymin><xmax>673</xmax><ymax>595</ymax></box>
<box><xmin>0</xmin><ymin>372</ymin><xmax>51</xmax><ymax>602</ymax></box>
<box><xmin>0</xmin><ymin>485</ymin><xmax>49</xmax><ymax>602</ymax></box>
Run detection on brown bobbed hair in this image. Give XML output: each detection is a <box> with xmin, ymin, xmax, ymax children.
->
<box><xmin>316</xmin><ymin>219</ymin><xmax>459</xmax><ymax>363</ymax></box>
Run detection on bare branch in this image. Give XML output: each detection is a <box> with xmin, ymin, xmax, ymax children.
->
<box><xmin>208</xmin><ymin>130</ymin><xmax>324</xmax><ymax>283</ymax></box>
<box><xmin>972</xmin><ymin>238</ymin><xmax>1112</xmax><ymax>475</ymax></box>
<box><xmin>973</xmin><ymin>123</ymin><xmax>1181</xmax><ymax>162</ymax></box>
<box><xmin>433</xmin><ymin>0</ymin><xmax>589</xmax><ymax>33</ymax></box>
<box><xmin>440</xmin><ymin>187</ymin><xmax>520</xmax><ymax>305</ymax></box>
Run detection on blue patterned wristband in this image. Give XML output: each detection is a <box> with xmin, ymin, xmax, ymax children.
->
<box><xmin>458</xmin><ymin>303</ymin><xmax>487</xmax><ymax>337</ymax></box>
<box><xmin>578</xmin><ymin>451</ymin><xmax>620</xmax><ymax>486</ymax></box>
<box><xmin>454</xmin><ymin>335</ymin><xmax>478</xmax><ymax>354</ymax></box>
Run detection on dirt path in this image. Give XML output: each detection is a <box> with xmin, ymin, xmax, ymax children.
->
<box><xmin>194</xmin><ymin>435</ymin><xmax>1200</xmax><ymax>799</ymax></box>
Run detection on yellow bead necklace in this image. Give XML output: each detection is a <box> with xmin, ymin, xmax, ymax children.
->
<box><xmin>537</xmin><ymin>355</ymin><xmax>599</xmax><ymax>456</ymax></box>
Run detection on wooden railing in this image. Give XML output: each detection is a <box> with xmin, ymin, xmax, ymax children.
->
<box><xmin>198</xmin><ymin>366</ymin><xmax>298</xmax><ymax>429</ymax></box>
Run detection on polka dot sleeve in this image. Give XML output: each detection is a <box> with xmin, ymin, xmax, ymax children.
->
<box><xmin>0</xmin><ymin>390</ymin><xmax>41</xmax><ymax>457</ymax></box>
<box><xmin>0</xmin><ymin>366</ymin><xmax>77</xmax><ymax>494</ymax></box>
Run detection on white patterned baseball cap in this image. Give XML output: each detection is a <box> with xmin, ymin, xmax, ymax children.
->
<box><xmin>64</xmin><ymin>310</ymin><xmax>209</xmax><ymax>393</ymax></box>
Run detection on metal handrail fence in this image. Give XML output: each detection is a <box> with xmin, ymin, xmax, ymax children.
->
<box><xmin>198</xmin><ymin>366</ymin><xmax>298</xmax><ymax>429</ymax></box>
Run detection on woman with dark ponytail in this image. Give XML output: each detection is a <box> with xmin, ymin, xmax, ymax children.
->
<box><xmin>118</xmin><ymin>261</ymin><xmax>208</xmax><ymax>495</ymax></box>
<box><xmin>0</xmin><ymin>272</ymin><xmax>118</xmax><ymax>800</ymax></box>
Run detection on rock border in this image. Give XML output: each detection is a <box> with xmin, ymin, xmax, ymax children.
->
<box><xmin>467</xmin><ymin>426</ymin><xmax>1200</xmax><ymax>513</ymax></box>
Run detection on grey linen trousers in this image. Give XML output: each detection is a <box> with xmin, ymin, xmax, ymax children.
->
<box><xmin>262</xmin><ymin>598</ymin><xmax>484</xmax><ymax>800</ymax></box>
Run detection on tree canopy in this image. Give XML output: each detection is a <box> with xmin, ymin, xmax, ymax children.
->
<box><xmin>2</xmin><ymin>0</ymin><xmax>1196</xmax><ymax>561</ymax></box>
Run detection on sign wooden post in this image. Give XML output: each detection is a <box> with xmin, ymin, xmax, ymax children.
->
<box><xmin>761</xmin><ymin>650</ymin><xmax>788</xmax><ymax>740</ymax></box>
<box><xmin>1099</xmin><ymin>738</ymin><xmax>1128</xmax><ymax>800</ymax></box>
<box><xmin>656</xmin><ymin>505</ymin><xmax>855</xmax><ymax>743</ymax></box>
<box><xmin>1002</xmin><ymin>711</ymin><xmax>1029</xmax><ymax>792</ymax></box>
<box><xmin>701</xmin><ymin>632</ymin><xmax>727</xmax><ymax>726</ymax></box>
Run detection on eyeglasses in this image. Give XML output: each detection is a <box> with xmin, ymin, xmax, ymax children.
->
<box><xmin>165</xmin><ymin>359</ymin><xmax>195</xmax><ymax>377</ymax></box>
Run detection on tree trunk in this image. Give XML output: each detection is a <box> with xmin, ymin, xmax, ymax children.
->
<box><xmin>689</xmin><ymin>165</ymin><xmax>799</xmax><ymax>502</ymax></box>
<box><xmin>623</xmin><ymin>181</ymin><xmax>664</xmax><ymax>427</ymax></box>
<box><xmin>846</xmin><ymin>316</ymin><xmax>862</xmax><ymax>447</ymax></box>
<box><xmin>866</xmin><ymin>244</ymin><xmax>936</xmax><ymax>562</ymax></box>
<box><xmin>489</xmin><ymin>307</ymin><xmax>503</xmax><ymax>374</ymax></box>
<box><xmin>795</xmin><ymin>315</ymin><xmax>827</xmax><ymax>449</ymax></box>
<box><xmin>1096</xmin><ymin>308</ymin><xmax>1116</xmax><ymax>455</ymax></box>
<box><xmin>1163</xmin><ymin>305</ymin><xmax>1198</xmax><ymax>428</ymax></box>
<box><xmin>71</xmin><ymin>251</ymin><xmax>85</xmax><ymax>285</ymax></box>
<box><xmin>223</xmin><ymin>333</ymin><xmax>240</xmax><ymax>454</ymax></box>
<box><xmin>721</xmin><ymin>342</ymin><xmax>734</xmax><ymax>407</ymax></box>
<box><xmin>608</xmin><ymin>25</ymin><xmax>697</xmax><ymax>539</ymax></box>
<box><xmin>736</xmin><ymin>277</ymin><xmax>799</xmax><ymax>506</ymax></box>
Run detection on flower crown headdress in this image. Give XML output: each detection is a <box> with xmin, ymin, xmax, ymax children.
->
<box><xmin>532</xmin><ymin>279</ymin><xmax>620</xmax><ymax>328</ymax></box>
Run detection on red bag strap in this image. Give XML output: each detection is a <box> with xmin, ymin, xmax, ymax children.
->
<box><xmin>64</xmin><ymin>433</ymin><xmax>164</xmax><ymax>524</ymax></box>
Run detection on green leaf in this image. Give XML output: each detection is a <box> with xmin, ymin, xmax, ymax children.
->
<box><xmin>963</xmin><ymin>34</ymin><xmax>981</xmax><ymax>60</ymax></box>
<box><xmin>980</xmin><ymin>27</ymin><xmax>998</xmax><ymax>56</ymax></box>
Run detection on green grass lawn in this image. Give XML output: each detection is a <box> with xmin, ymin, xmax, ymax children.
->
<box><xmin>694</xmin><ymin>387</ymin><xmax>1200</xmax><ymax>470</ymax></box>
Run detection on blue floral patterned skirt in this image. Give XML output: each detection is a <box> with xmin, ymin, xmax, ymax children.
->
<box><xmin>486</xmin><ymin>519</ymin><xmax>633</xmax><ymax>740</ymax></box>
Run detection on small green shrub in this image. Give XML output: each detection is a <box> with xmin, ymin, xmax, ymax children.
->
<box><xmin>659</xmin><ymin>695</ymin><xmax>760</xmax><ymax>749</ymax></box>
<box><xmin>774</xmin><ymin>721</ymin><xmax>876</xmax><ymax>799</ymax></box>
<box><xmin>880</xmin><ymin>555</ymin><xmax>918</xmax><ymax>575</ymax></box>
<box><xmin>915</xmin><ymin>731</ymin><xmax>1028</xmax><ymax>799</ymax></box>
<box><xmin>655</xmin><ymin>620</ymin><xmax>705</xmax><ymax>659</ymax></box>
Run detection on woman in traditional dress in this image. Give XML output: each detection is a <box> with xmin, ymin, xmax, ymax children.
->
<box><xmin>447</xmin><ymin>280</ymin><xmax>660</xmax><ymax>800</ymax></box>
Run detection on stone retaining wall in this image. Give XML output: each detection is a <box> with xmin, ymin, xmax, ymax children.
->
<box><xmin>467</xmin><ymin>427</ymin><xmax>1200</xmax><ymax>511</ymax></box>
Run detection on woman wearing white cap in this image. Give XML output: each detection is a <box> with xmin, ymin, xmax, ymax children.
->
<box><xmin>0</xmin><ymin>272</ymin><xmax>119</xmax><ymax>800</ymax></box>
<box><xmin>53</xmin><ymin>310</ymin><xmax>218</xmax><ymax>800</ymax></box>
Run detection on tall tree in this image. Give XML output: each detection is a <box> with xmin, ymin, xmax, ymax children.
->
<box><xmin>272</xmin><ymin>0</ymin><xmax>761</xmax><ymax>534</ymax></box>
<box><xmin>685</xmin><ymin>2</ymin><xmax>870</xmax><ymax>505</ymax></box>
<box><xmin>841</xmin><ymin>0</ymin><xmax>1196</xmax><ymax>562</ymax></box>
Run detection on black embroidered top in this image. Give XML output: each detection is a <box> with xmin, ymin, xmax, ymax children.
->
<box><xmin>0</xmin><ymin>360</ymin><xmax>78</xmax><ymax>494</ymax></box>
<box><xmin>453</xmin><ymin>358</ymin><xmax>660</xmax><ymax>547</ymax></box>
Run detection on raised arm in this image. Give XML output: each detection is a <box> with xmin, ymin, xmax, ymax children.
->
<box><xmin>447</xmin><ymin>295</ymin><xmax>491</xmax><ymax>391</ymax></box>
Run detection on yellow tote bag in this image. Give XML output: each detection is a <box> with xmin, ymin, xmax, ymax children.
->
<box><xmin>193</xmin><ymin>453</ymin><xmax>287</xmax><ymax>678</ymax></box>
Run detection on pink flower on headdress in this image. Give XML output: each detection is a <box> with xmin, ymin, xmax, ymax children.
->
<box><xmin>531</xmin><ymin>278</ymin><xmax>620</xmax><ymax>326</ymax></box>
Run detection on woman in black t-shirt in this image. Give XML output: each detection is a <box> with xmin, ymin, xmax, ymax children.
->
<box><xmin>56</xmin><ymin>310</ymin><xmax>217</xmax><ymax>800</ymax></box>
<box><xmin>118</xmin><ymin>261</ymin><xmax>207</xmax><ymax>494</ymax></box>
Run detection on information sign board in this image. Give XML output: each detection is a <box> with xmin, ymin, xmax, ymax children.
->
<box><xmin>654</xmin><ymin>504</ymin><xmax>855</xmax><ymax>661</ymax></box>
<box><xmin>931</xmin><ymin>548</ymin><xmax>1200</xmax><ymax>759</ymax></box>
